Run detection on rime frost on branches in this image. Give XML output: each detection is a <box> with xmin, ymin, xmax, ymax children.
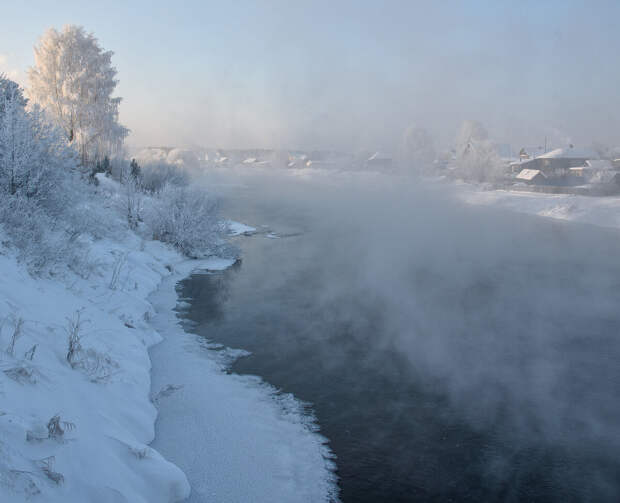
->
<box><xmin>27</xmin><ymin>25</ymin><xmax>128</xmax><ymax>166</ymax></box>
<box><xmin>0</xmin><ymin>75</ymin><xmax>102</xmax><ymax>272</ymax></box>
<box><xmin>0</xmin><ymin>75</ymin><xmax>74</xmax><ymax>205</ymax></box>
<box><xmin>455</xmin><ymin>120</ymin><xmax>501</xmax><ymax>182</ymax></box>
<box><xmin>144</xmin><ymin>184</ymin><xmax>223</xmax><ymax>258</ymax></box>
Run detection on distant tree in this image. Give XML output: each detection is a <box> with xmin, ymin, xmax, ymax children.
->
<box><xmin>101</xmin><ymin>156</ymin><xmax>111</xmax><ymax>176</ymax></box>
<box><xmin>129</xmin><ymin>158</ymin><xmax>141</xmax><ymax>180</ymax></box>
<box><xmin>455</xmin><ymin>120</ymin><xmax>500</xmax><ymax>182</ymax></box>
<box><xmin>27</xmin><ymin>25</ymin><xmax>128</xmax><ymax>166</ymax></box>
<box><xmin>455</xmin><ymin>120</ymin><xmax>489</xmax><ymax>157</ymax></box>
<box><xmin>400</xmin><ymin>126</ymin><xmax>436</xmax><ymax>173</ymax></box>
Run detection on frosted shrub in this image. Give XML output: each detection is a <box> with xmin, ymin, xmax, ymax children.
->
<box><xmin>144</xmin><ymin>184</ymin><xmax>223</xmax><ymax>257</ymax></box>
<box><xmin>140</xmin><ymin>161</ymin><xmax>189</xmax><ymax>192</ymax></box>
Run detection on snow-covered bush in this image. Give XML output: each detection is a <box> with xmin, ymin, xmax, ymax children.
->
<box><xmin>139</xmin><ymin>161</ymin><xmax>189</xmax><ymax>192</ymax></box>
<box><xmin>144</xmin><ymin>184</ymin><xmax>224</xmax><ymax>257</ymax></box>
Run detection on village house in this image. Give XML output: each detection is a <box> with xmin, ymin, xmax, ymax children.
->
<box><xmin>512</xmin><ymin>146</ymin><xmax>599</xmax><ymax>177</ymax></box>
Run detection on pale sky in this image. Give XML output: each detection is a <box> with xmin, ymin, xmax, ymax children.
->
<box><xmin>1</xmin><ymin>0</ymin><xmax>619</xmax><ymax>152</ymax></box>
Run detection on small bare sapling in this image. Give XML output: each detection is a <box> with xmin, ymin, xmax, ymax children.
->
<box><xmin>36</xmin><ymin>456</ymin><xmax>64</xmax><ymax>485</ymax></box>
<box><xmin>65</xmin><ymin>310</ymin><xmax>84</xmax><ymax>368</ymax></box>
<box><xmin>5</xmin><ymin>317</ymin><xmax>24</xmax><ymax>357</ymax></box>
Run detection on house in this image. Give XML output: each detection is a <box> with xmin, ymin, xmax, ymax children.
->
<box><xmin>516</xmin><ymin>146</ymin><xmax>599</xmax><ymax>176</ymax></box>
<box><xmin>516</xmin><ymin>168</ymin><xmax>547</xmax><ymax>184</ymax></box>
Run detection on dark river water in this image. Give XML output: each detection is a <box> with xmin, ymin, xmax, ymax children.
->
<box><xmin>177</xmin><ymin>175</ymin><xmax>620</xmax><ymax>502</ymax></box>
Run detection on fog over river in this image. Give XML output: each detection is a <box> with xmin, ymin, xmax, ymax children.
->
<box><xmin>181</xmin><ymin>170</ymin><xmax>620</xmax><ymax>502</ymax></box>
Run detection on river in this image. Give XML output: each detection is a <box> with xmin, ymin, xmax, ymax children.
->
<box><xmin>180</xmin><ymin>171</ymin><xmax>620</xmax><ymax>502</ymax></box>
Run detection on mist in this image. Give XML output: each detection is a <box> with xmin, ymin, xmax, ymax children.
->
<box><xmin>187</xmin><ymin>166</ymin><xmax>620</xmax><ymax>499</ymax></box>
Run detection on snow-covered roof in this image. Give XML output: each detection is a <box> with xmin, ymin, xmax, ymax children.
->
<box><xmin>537</xmin><ymin>147</ymin><xmax>599</xmax><ymax>160</ymax></box>
<box><xmin>518</xmin><ymin>146</ymin><xmax>546</xmax><ymax>159</ymax></box>
<box><xmin>305</xmin><ymin>160</ymin><xmax>337</xmax><ymax>167</ymax></box>
<box><xmin>516</xmin><ymin>169</ymin><xmax>546</xmax><ymax>181</ymax></box>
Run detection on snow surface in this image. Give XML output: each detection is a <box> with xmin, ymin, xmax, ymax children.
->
<box><xmin>0</xmin><ymin>231</ymin><xmax>189</xmax><ymax>502</ymax></box>
<box><xmin>455</xmin><ymin>182</ymin><xmax>620</xmax><ymax>230</ymax></box>
<box><xmin>226</xmin><ymin>220</ymin><xmax>257</xmax><ymax>236</ymax></box>
<box><xmin>148</xmin><ymin>259</ymin><xmax>338</xmax><ymax>503</ymax></box>
<box><xmin>0</xmin><ymin>223</ymin><xmax>336</xmax><ymax>502</ymax></box>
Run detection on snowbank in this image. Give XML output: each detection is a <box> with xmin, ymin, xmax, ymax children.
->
<box><xmin>0</xmin><ymin>224</ymin><xmax>337</xmax><ymax>502</ymax></box>
<box><xmin>148</xmin><ymin>259</ymin><xmax>339</xmax><ymax>503</ymax></box>
<box><xmin>455</xmin><ymin>182</ymin><xmax>620</xmax><ymax>230</ymax></box>
<box><xmin>226</xmin><ymin>220</ymin><xmax>257</xmax><ymax>236</ymax></box>
<box><xmin>0</xmin><ymin>230</ymin><xmax>189</xmax><ymax>502</ymax></box>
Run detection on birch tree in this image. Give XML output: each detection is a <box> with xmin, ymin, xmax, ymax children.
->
<box><xmin>28</xmin><ymin>25</ymin><xmax>128</xmax><ymax>166</ymax></box>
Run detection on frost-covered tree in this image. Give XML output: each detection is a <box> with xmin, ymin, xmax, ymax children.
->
<box><xmin>0</xmin><ymin>76</ymin><xmax>102</xmax><ymax>272</ymax></box>
<box><xmin>28</xmin><ymin>25</ymin><xmax>128</xmax><ymax>166</ymax></box>
<box><xmin>455</xmin><ymin>120</ymin><xmax>500</xmax><ymax>182</ymax></box>
<box><xmin>0</xmin><ymin>77</ymin><xmax>27</xmax><ymax>114</ymax></box>
<box><xmin>399</xmin><ymin>126</ymin><xmax>436</xmax><ymax>173</ymax></box>
<box><xmin>455</xmin><ymin>120</ymin><xmax>488</xmax><ymax>156</ymax></box>
<box><xmin>0</xmin><ymin>75</ymin><xmax>71</xmax><ymax>201</ymax></box>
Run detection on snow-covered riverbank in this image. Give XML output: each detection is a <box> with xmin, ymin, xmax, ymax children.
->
<box><xmin>148</xmin><ymin>256</ymin><xmax>338</xmax><ymax>502</ymax></box>
<box><xmin>455</xmin><ymin>181</ymin><xmax>620</xmax><ymax>230</ymax></box>
<box><xmin>0</xmin><ymin>221</ymin><xmax>337</xmax><ymax>502</ymax></box>
<box><xmin>0</xmin><ymin>230</ymin><xmax>190</xmax><ymax>502</ymax></box>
